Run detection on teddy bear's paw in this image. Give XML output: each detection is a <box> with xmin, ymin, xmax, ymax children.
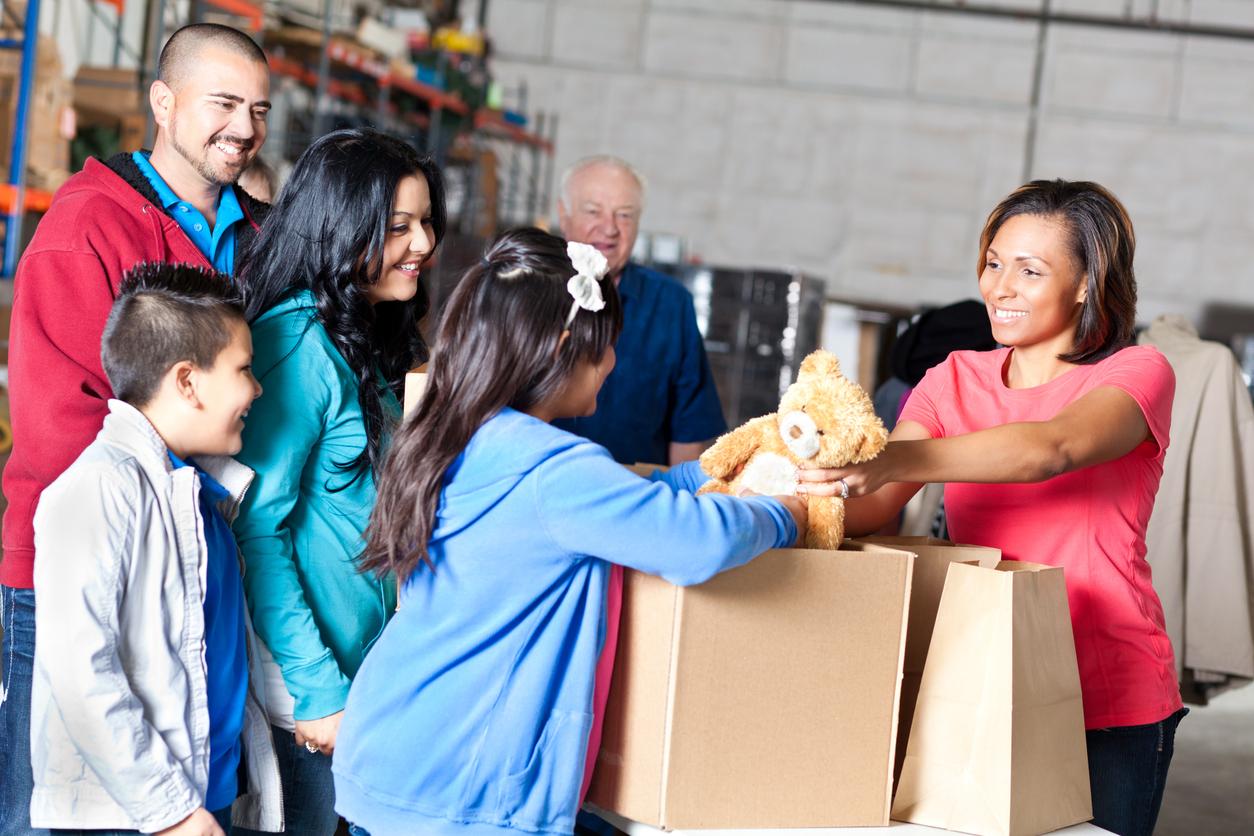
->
<box><xmin>739</xmin><ymin>453</ymin><xmax>799</xmax><ymax>497</ymax></box>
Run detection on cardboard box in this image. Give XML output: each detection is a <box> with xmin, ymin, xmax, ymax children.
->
<box><xmin>852</xmin><ymin>536</ymin><xmax>1001</xmax><ymax>787</ymax></box>
<box><xmin>403</xmin><ymin>369</ymin><xmax>428</xmax><ymax>416</ymax></box>
<box><xmin>358</xmin><ymin>16</ymin><xmax>410</xmax><ymax>60</ymax></box>
<box><xmin>0</xmin><ymin>34</ymin><xmax>73</xmax><ymax>176</ymax></box>
<box><xmin>72</xmin><ymin>66</ymin><xmax>142</xmax><ymax>121</ymax></box>
<box><xmin>587</xmin><ymin>543</ymin><xmax>915</xmax><ymax>829</ymax></box>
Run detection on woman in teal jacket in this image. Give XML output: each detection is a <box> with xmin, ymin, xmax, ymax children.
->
<box><xmin>233</xmin><ymin>128</ymin><xmax>445</xmax><ymax>835</ymax></box>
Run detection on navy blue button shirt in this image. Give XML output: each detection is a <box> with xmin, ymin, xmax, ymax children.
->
<box><xmin>167</xmin><ymin>451</ymin><xmax>247</xmax><ymax>812</ymax></box>
<box><xmin>555</xmin><ymin>262</ymin><xmax>726</xmax><ymax>465</ymax></box>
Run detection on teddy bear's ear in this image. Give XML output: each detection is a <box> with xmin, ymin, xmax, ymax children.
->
<box><xmin>799</xmin><ymin>350</ymin><xmax>841</xmax><ymax>379</ymax></box>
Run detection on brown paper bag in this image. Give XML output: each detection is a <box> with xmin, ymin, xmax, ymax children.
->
<box><xmin>891</xmin><ymin>560</ymin><xmax>1091</xmax><ymax>836</ymax></box>
<box><xmin>853</xmin><ymin>536</ymin><xmax>1001</xmax><ymax>787</ymax></box>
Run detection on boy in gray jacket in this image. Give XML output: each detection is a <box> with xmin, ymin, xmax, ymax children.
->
<box><xmin>30</xmin><ymin>264</ymin><xmax>282</xmax><ymax>835</ymax></box>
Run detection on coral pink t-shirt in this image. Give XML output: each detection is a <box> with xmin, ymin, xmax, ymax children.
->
<box><xmin>900</xmin><ymin>346</ymin><xmax>1182</xmax><ymax>729</ymax></box>
<box><xmin>580</xmin><ymin>562</ymin><xmax>623</xmax><ymax>804</ymax></box>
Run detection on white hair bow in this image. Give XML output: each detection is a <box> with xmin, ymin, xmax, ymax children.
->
<box><xmin>565</xmin><ymin>241</ymin><xmax>608</xmax><ymax>326</ymax></box>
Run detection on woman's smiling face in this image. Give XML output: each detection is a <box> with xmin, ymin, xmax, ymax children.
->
<box><xmin>979</xmin><ymin>212</ymin><xmax>1087</xmax><ymax>354</ymax></box>
<box><xmin>366</xmin><ymin>174</ymin><xmax>435</xmax><ymax>305</ymax></box>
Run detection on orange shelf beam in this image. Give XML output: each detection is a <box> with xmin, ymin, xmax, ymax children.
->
<box><xmin>383</xmin><ymin>73</ymin><xmax>468</xmax><ymax>115</ymax></box>
<box><xmin>473</xmin><ymin>109</ymin><xmax>552</xmax><ymax>153</ymax></box>
<box><xmin>326</xmin><ymin>40</ymin><xmax>389</xmax><ymax>78</ymax></box>
<box><xmin>267</xmin><ymin>53</ymin><xmax>371</xmax><ymax>107</ymax></box>
<box><xmin>325</xmin><ymin>40</ymin><xmax>469</xmax><ymax>114</ymax></box>
<box><xmin>0</xmin><ymin>185</ymin><xmax>54</xmax><ymax>214</ymax></box>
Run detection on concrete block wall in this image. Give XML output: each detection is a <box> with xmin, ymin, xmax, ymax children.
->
<box><xmin>488</xmin><ymin>0</ymin><xmax>1254</xmax><ymax>326</ymax></box>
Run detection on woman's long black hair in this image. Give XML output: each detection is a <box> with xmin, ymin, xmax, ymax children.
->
<box><xmin>239</xmin><ymin>128</ymin><xmax>446</xmax><ymax>481</ymax></box>
<box><xmin>360</xmin><ymin>228</ymin><xmax>623</xmax><ymax>583</ymax></box>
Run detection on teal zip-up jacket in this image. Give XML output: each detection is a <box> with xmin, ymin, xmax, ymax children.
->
<box><xmin>233</xmin><ymin>290</ymin><xmax>398</xmax><ymax>721</ymax></box>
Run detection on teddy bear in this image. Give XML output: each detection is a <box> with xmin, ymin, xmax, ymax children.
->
<box><xmin>697</xmin><ymin>350</ymin><xmax>888</xmax><ymax>549</ymax></box>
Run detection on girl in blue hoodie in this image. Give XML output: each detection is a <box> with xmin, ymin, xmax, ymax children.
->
<box><xmin>332</xmin><ymin>228</ymin><xmax>808</xmax><ymax>836</ymax></box>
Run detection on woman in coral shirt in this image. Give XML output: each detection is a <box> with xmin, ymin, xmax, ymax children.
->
<box><xmin>801</xmin><ymin>179</ymin><xmax>1184</xmax><ymax>836</ymax></box>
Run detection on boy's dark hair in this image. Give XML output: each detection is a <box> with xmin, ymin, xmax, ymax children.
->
<box><xmin>102</xmin><ymin>263</ymin><xmax>245</xmax><ymax>407</ymax></box>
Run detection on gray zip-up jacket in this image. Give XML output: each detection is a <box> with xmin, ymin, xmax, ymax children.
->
<box><xmin>30</xmin><ymin>400</ymin><xmax>283</xmax><ymax>832</ymax></box>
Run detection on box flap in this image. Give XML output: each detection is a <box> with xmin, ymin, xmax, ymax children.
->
<box><xmin>403</xmin><ymin>370</ymin><xmax>428</xmax><ymax>417</ymax></box>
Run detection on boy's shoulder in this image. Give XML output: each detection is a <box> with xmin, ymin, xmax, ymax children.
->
<box><xmin>33</xmin><ymin>443</ymin><xmax>157</xmax><ymax>575</ymax></box>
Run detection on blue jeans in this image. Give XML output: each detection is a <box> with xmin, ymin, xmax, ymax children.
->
<box><xmin>1</xmin><ymin>586</ymin><xmax>48</xmax><ymax>836</ymax></box>
<box><xmin>1086</xmin><ymin>707</ymin><xmax>1187</xmax><ymax>836</ymax></box>
<box><xmin>235</xmin><ymin>726</ymin><xmax>337</xmax><ymax>836</ymax></box>
<box><xmin>574</xmin><ymin>811</ymin><xmax>625</xmax><ymax>835</ymax></box>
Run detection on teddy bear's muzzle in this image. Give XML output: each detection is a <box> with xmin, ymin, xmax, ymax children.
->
<box><xmin>778</xmin><ymin>410</ymin><xmax>821</xmax><ymax>460</ymax></box>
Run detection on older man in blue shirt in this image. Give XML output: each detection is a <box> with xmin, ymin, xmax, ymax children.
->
<box><xmin>554</xmin><ymin>155</ymin><xmax>726</xmax><ymax>466</ymax></box>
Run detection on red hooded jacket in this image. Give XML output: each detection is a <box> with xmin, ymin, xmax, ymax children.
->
<box><xmin>1</xmin><ymin>155</ymin><xmax>266</xmax><ymax>587</ymax></box>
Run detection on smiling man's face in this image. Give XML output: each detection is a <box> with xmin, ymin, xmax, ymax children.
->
<box><xmin>557</xmin><ymin>162</ymin><xmax>643</xmax><ymax>282</ymax></box>
<box><xmin>155</xmin><ymin>45</ymin><xmax>270</xmax><ymax>187</ymax></box>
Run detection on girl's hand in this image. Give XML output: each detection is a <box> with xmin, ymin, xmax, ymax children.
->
<box><xmin>295</xmin><ymin>710</ymin><xmax>344</xmax><ymax>756</ymax></box>
<box><xmin>155</xmin><ymin>808</ymin><xmax>224</xmax><ymax>836</ymax></box>
<box><xmin>773</xmin><ymin>494</ymin><xmax>809</xmax><ymax>546</ymax></box>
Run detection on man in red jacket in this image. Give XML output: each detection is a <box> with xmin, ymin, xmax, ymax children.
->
<box><xmin>0</xmin><ymin>23</ymin><xmax>270</xmax><ymax>836</ymax></box>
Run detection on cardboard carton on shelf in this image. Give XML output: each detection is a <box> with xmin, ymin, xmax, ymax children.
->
<box><xmin>358</xmin><ymin>16</ymin><xmax>410</xmax><ymax>60</ymax></box>
<box><xmin>72</xmin><ymin>66</ymin><xmax>142</xmax><ymax>121</ymax></box>
<box><xmin>587</xmin><ymin>541</ymin><xmax>915</xmax><ymax>830</ymax></box>
<box><xmin>269</xmin><ymin>0</ymin><xmax>376</xmax><ymax>36</ymax></box>
<box><xmin>72</xmin><ymin>65</ymin><xmax>147</xmax><ymax>154</ymax></box>
<box><xmin>0</xmin><ymin>34</ymin><xmax>74</xmax><ymax>177</ymax></box>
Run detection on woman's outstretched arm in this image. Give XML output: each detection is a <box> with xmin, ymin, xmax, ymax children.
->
<box><xmin>801</xmin><ymin>385</ymin><xmax>1152</xmax><ymax>537</ymax></box>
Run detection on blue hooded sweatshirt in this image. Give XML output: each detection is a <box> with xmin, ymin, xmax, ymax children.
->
<box><xmin>332</xmin><ymin>408</ymin><xmax>796</xmax><ymax>835</ymax></box>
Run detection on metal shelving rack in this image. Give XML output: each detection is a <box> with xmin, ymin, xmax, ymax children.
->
<box><xmin>1</xmin><ymin>0</ymin><xmax>556</xmax><ymax>279</ymax></box>
<box><xmin>1</xmin><ymin>0</ymin><xmax>44</xmax><ymax>278</ymax></box>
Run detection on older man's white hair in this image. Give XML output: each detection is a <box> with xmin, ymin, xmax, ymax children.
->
<box><xmin>558</xmin><ymin>155</ymin><xmax>648</xmax><ymax>212</ymax></box>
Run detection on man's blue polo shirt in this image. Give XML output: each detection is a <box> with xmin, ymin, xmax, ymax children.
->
<box><xmin>555</xmin><ymin>262</ymin><xmax>727</xmax><ymax>465</ymax></box>
<box><xmin>132</xmin><ymin>151</ymin><xmax>243</xmax><ymax>274</ymax></box>
<box><xmin>167</xmin><ymin>451</ymin><xmax>248</xmax><ymax>812</ymax></box>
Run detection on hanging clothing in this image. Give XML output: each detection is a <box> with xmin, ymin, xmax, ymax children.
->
<box><xmin>1138</xmin><ymin>315</ymin><xmax>1254</xmax><ymax>702</ymax></box>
